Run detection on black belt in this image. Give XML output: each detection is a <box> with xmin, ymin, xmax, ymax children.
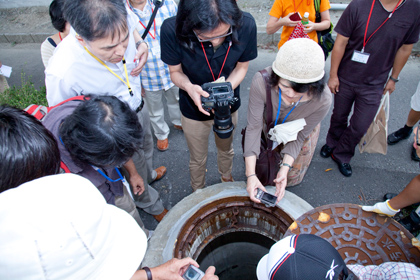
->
<box><xmin>136</xmin><ymin>99</ymin><xmax>145</xmax><ymax>113</ymax></box>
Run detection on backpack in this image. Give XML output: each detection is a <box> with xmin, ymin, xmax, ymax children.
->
<box><xmin>314</xmin><ymin>0</ymin><xmax>335</xmax><ymax>60</ymax></box>
<box><xmin>24</xmin><ymin>96</ymin><xmax>87</xmax><ymax>173</ymax></box>
<box><xmin>24</xmin><ymin>95</ymin><xmax>86</xmax><ymax>121</ymax></box>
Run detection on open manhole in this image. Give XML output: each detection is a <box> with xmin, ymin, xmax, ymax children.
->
<box><xmin>174</xmin><ymin>196</ymin><xmax>294</xmax><ymax>280</ymax></box>
<box><xmin>285</xmin><ymin>203</ymin><xmax>420</xmax><ymax>266</ymax></box>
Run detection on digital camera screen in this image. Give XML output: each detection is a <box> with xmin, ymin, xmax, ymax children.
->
<box><xmin>213</xmin><ymin>86</ymin><xmax>229</xmax><ymax>94</ymax></box>
<box><xmin>262</xmin><ymin>192</ymin><xmax>277</xmax><ymax>204</ymax></box>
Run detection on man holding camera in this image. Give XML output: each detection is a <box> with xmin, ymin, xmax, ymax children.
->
<box><xmin>161</xmin><ymin>0</ymin><xmax>257</xmax><ymax>190</ymax></box>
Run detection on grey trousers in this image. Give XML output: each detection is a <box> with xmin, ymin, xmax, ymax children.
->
<box><xmin>121</xmin><ymin>105</ymin><xmax>165</xmax><ymax>215</ymax></box>
<box><xmin>115</xmin><ymin>183</ymin><xmax>149</xmax><ymax>236</ymax></box>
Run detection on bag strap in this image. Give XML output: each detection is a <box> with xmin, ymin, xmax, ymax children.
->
<box><xmin>141</xmin><ymin>0</ymin><xmax>164</xmax><ymax>39</ymax></box>
<box><xmin>259</xmin><ymin>69</ymin><xmax>273</xmax><ymax>126</ymax></box>
<box><xmin>314</xmin><ymin>0</ymin><xmax>320</xmax><ymax>13</ymax></box>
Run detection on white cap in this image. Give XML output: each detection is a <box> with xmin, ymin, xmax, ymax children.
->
<box><xmin>272</xmin><ymin>38</ymin><xmax>325</xmax><ymax>83</ymax></box>
<box><xmin>0</xmin><ymin>173</ymin><xmax>147</xmax><ymax>280</ymax></box>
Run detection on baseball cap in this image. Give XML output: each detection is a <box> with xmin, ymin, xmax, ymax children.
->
<box><xmin>257</xmin><ymin>234</ymin><xmax>349</xmax><ymax>280</ymax></box>
<box><xmin>0</xmin><ymin>173</ymin><xmax>147</xmax><ymax>280</ymax></box>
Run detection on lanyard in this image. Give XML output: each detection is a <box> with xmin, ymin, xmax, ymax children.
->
<box><xmin>362</xmin><ymin>0</ymin><xmax>403</xmax><ymax>52</ymax></box>
<box><xmin>59</xmin><ymin>136</ymin><xmax>124</xmax><ymax>183</ymax></box>
<box><xmin>293</xmin><ymin>0</ymin><xmax>306</xmax><ymax>12</ymax></box>
<box><xmin>139</xmin><ymin>19</ymin><xmax>156</xmax><ymax>40</ymax></box>
<box><xmin>127</xmin><ymin>0</ymin><xmax>157</xmax><ymax>40</ymax></box>
<box><xmin>274</xmin><ymin>87</ymin><xmax>303</xmax><ymax>126</ymax></box>
<box><xmin>84</xmin><ymin>47</ymin><xmax>133</xmax><ymax>96</ymax></box>
<box><xmin>200</xmin><ymin>41</ymin><xmax>232</xmax><ymax>81</ymax></box>
<box><xmin>92</xmin><ymin>166</ymin><xmax>124</xmax><ymax>182</ymax></box>
<box><xmin>59</xmin><ymin>32</ymin><xmax>62</xmax><ymax>41</ymax></box>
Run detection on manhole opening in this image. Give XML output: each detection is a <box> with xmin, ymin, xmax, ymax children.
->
<box><xmin>197</xmin><ymin>231</ymin><xmax>274</xmax><ymax>280</ymax></box>
<box><xmin>174</xmin><ymin>196</ymin><xmax>294</xmax><ymax>279</ymax></box>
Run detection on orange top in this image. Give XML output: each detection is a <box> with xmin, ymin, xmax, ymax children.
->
<box><xmin>269</xmin><ymin>0</ymin><xmax>331</xmax><ymax>49</ymax></box>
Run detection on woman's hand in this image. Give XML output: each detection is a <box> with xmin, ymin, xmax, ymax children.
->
<box><xmin>281</xmin><ymin>13</ymin><xmax>301</xmax><ymax>27</ymax></box>
<box><xmin>303</xmin><ymin>21</ymin><xmax>316</xmax><ymax>33</ymax></box>
<box><xmin>246</xmin><ymin>175</ymin><xmax>266</xmax><ymax>203</ymax></box>
<box><xmin>273</xmin><ymin>167</ymin><xmax>288</xmax><ymax>203</ymax></box>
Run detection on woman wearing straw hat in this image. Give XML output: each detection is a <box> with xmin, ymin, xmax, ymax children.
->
<box><xmin>243</xmin><ymin>38</ymin><xmax>332</xmax><ymax>203</ymax></box>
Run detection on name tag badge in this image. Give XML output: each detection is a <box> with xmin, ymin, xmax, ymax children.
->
<box><xmin>351</xmin><ymin>50</ymin><xmax>370</xmax><ymax>64</ymax></box>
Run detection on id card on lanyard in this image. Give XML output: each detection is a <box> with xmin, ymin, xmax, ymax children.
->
<box><xmin>352</xmin><ymin>0</ymin><xmax>403</xmax><ymax>64</ymax></box>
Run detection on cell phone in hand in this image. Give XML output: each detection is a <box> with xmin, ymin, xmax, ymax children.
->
<box><xmin>289</xmin><ymin>12</ymin><xmax>301</xmax><ymax>21</ymax></box>
<box><xmin>255</xmin><ymin>188</ymin><xmax>278</xmax><ymax>207</ymax></box>
<box><xmin>182</xmin><ymin>265</ymin><xmax>205</xmax><ymax>280</ymax></box>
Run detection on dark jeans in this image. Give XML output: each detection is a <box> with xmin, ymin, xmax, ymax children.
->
<box><xmin>326</xmin><ymin>81</ymin><xmax>383</xmax><ymax>163</ymax></box>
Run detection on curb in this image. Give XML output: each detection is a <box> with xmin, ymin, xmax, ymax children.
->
<box><xmin>2</xmin><ymin>31</ymin><xmax>419</xmax><ymax>54</ymax></box>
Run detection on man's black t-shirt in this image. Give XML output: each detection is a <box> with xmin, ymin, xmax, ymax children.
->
<box><xmin>335</xmin><ymin>0</ymin><xmax>420</xmax><ymax>87</ymax></box>
<box><xmin>161</xmin><ymin>12</ymin><xmax>258</xmax><ymax>121</ymax></box>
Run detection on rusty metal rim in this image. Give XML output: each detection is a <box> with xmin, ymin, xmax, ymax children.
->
<box><xmin>174</xmin><ymin>196</ymin><xmax>294</xmax><ymax>259</ymax></box>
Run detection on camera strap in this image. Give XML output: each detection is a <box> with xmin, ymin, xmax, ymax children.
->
<box><xmin>200</xmin><ymin>41</ymin><xmax>232</xmax><ymax>81</ymax></box>
<box><xmin>126</xmin><ymin>0</ymin><xmax>164</xmax><ymax>40</ymax></box>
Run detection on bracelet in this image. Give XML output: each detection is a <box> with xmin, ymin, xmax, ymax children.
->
<box><xmin>389</xmin><ymin>76</ymin><xmax>399</xmax><ymax>83</ymax></box>
<box><xmin>246</xmin><ymin>174</ymin><xmax>256</xmax><ymax>178</ymax></box>
<box><xmin>136</xmin><ymin>39</ymin><xmax>148</xmax><ymax>49</ymax></box>
<box><xmin>280</xmin><ymin>163</ymin><xmax>292</xmax><ymax>169</ymax></box>
<box><xmin>143</xmin><ymin>267</ymin><xmax>152</xmax><ymax>280</ymax></box>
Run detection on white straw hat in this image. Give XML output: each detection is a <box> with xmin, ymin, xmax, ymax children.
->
<box><xmin>0</xmin><ymin>173</ymin><xmax>147</xmax><ymax>280</ymax></box>
<box><xmin>272</xmin><ymin>38</ymin><xmax>325</xmax><ymax>83</ymax></box>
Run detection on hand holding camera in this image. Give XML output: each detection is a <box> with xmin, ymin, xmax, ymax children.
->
<box><xmin>255</xmin><ymin>188</ymin><xmax>278</xmax><ymax>207</ymax></box>
<box><xmin>200</xmin><ymin>82</ymin><xmax>238</xmax><ymax>139</ymax></box>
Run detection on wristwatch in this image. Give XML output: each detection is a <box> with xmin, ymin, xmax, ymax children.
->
<box><xmin>389</xmin><ymin>76</ymin><xmax>399</xmax><ymax>83</ymax></box>
<box><xmin>135</xmin><ymin>39</ymin><xmax>148</xmax><ymax>49</ymax></box>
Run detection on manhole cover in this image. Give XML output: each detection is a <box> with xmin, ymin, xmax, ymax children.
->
<box><xmin>285</xmin><ymin>203</ymin><xmax>420</xmax><ymax>266</ymax></box>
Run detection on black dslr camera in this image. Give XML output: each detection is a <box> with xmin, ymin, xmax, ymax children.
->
<box><xmin>201</xmin><ymin>82</ymin><xmax>237</xmax><ymax>139</ymax></box>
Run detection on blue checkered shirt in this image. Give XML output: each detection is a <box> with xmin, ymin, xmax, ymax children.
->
<box><xmin>129</xmin><ymin>0</ymin><xmax>177</xmax><ymax>91</ymax></box>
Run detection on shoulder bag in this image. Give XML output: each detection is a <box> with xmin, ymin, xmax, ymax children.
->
<box><xmin>314</xmin><ymin>0</ymin><xmax>335</xmax><ymax>60</ymax></box>
<box><xmin>242</xmin><ymin>69</ymin><xmax>281</xmax><ymax>186</ymax></box>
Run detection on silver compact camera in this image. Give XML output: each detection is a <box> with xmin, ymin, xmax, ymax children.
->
<box><xmin>182</xmin><ymin>265</ymin><xmax>205</xmax><ymax>280</ymax></box>
<box><xmin>255</xmin><ymin>188</ymin><xmax>278</xmax><ymax>207</ymax></box>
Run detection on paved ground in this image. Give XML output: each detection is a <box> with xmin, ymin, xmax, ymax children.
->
<box><xmin>1</xmin><ymin>0</ymin><xmax>420</xmax><ymax>231</ymax></box>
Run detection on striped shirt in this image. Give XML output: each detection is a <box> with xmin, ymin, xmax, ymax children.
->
<box><xmin>129</xmin><ymin>0</ymin><xmax>177</xmax><ymax>91</ymax></box>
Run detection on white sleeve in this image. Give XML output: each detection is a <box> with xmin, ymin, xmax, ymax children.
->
<box><xmin>45</xmin><ymin>71</ymin><xmax>79</xmax><ymax>106</ymax></box>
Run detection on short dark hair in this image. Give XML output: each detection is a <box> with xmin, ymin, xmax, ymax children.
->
<box><xmin>49</xmin><ymin>0</ymin><xmax>67</xmax><ymax>32</ymax></box>
<box><xmin>0</xmin><ymin>105</ymin><xmax>60</xmax><ymax>193</ymax></box>
<box><xmin>175</xmin><ymin>0</ymin><xmax>243</xmax><ymax>50</ymax></box>
<box><xmin>63</xmin><ymin>0</ymin><xmax>128</xmax><ymax>42</ymax></box>
<box><xmin>59</xmin><ymin>96</ymin><xmax>143</xmax><ymax>169</ymax></box>
<box><xmin>269</xmin><ymin>71</ymin><xmax>325</xmax><ymax>99</ymax></box>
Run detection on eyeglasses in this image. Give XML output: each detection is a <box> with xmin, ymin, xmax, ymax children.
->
<box><xmin>193</xmin><ymin>26</ymin><xmax>232</xmax><ymax>43</ymax></box>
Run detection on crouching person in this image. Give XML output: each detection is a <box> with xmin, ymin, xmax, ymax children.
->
<box><xmin>43</xmin><ymin>95</ymin><xmax>151</xmax><ymax>235</ymax></box>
